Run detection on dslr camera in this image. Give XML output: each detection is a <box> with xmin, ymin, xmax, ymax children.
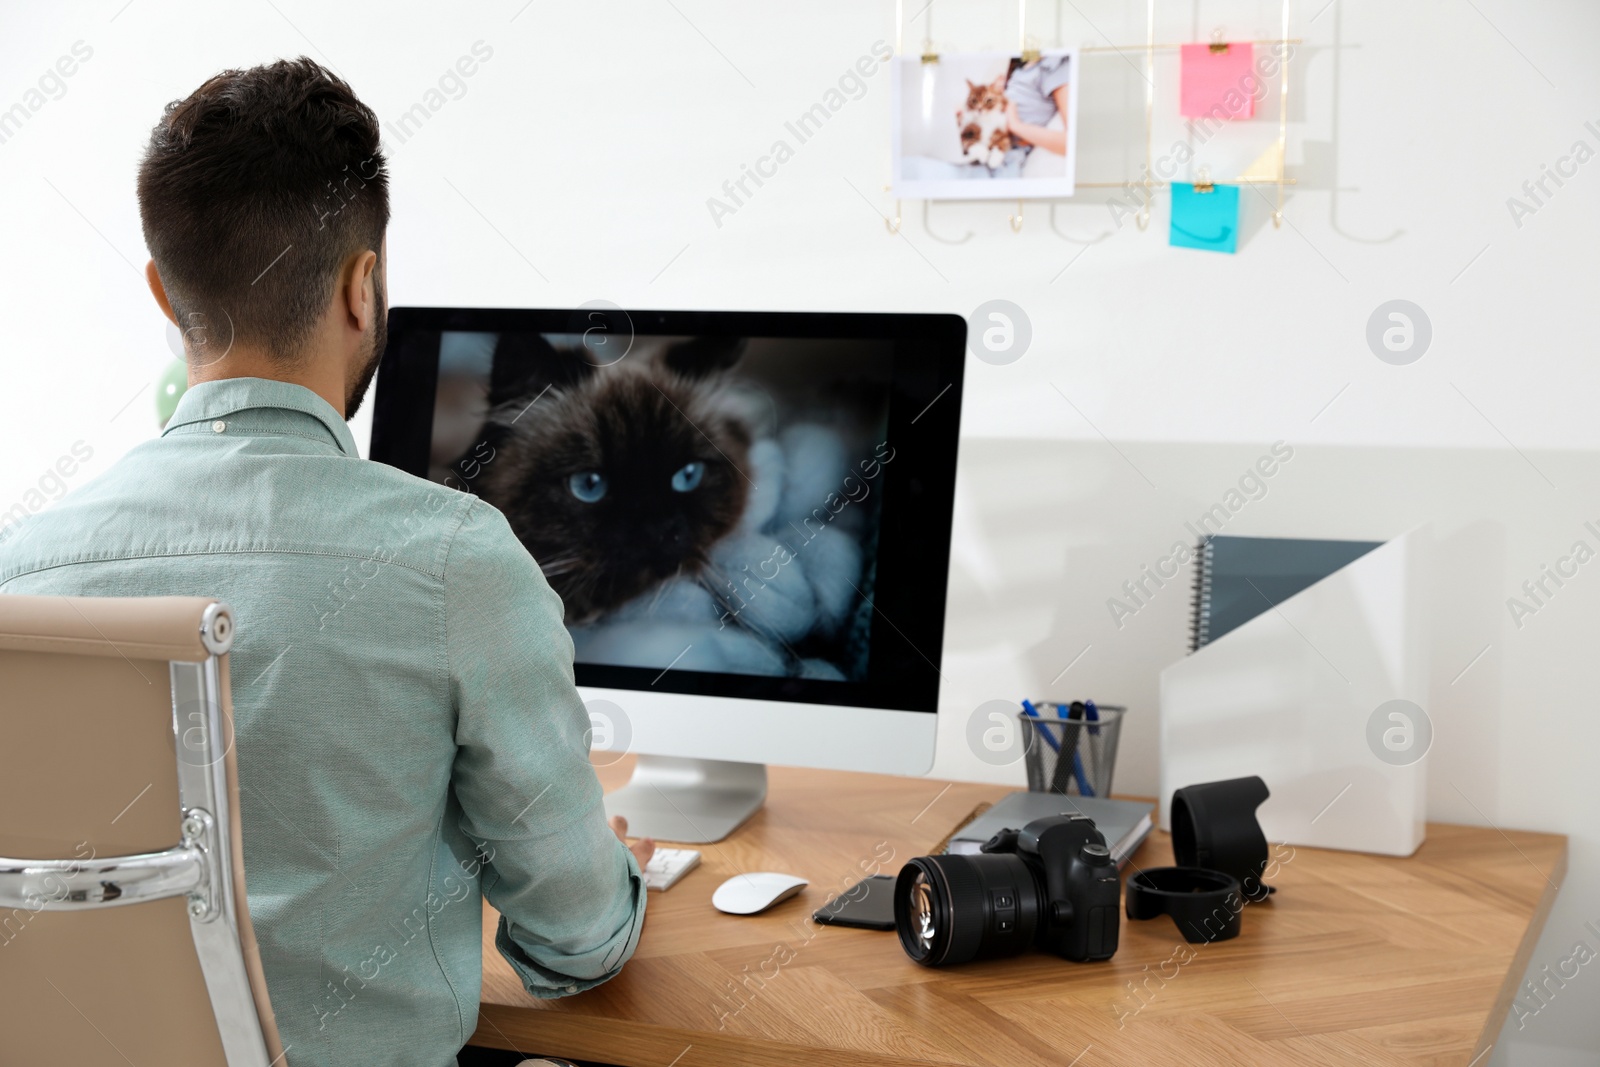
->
<box><xmin>893</xmin><ymin>813</ymin><xmax>1120</xmax><ymax>966</ymax></box>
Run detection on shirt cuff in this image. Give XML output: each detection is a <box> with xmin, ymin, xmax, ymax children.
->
<box><xmin>493</xmin><ymin>866</ymin><xmax>647</xmax><ymax>998</ymax></box>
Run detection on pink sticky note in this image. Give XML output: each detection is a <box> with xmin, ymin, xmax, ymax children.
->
<box><xmin>1180</xmin><ymin>42</ymin><xmax>1256</xmax><ymax>119</ymax></box>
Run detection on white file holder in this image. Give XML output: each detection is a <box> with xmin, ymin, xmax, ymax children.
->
<box><xmin>1159</xmin><ymin>526</ymin><xmax>1431</xmax><ymax>856</ymax></box>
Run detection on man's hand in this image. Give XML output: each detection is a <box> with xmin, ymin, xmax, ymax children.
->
<box><xmin>609</xmin><ymin>815</ymin><xmax>655</xmax><ymax>868</ymax></box>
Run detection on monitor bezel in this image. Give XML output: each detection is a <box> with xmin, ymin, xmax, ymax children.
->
<box><xmin>371</xmin><ymin>306</ymin><xmax>965</xmax><ymax>716</ymax></box>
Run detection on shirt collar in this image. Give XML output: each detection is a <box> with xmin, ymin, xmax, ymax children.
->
<box><xmin>163</xmin><ymin>377</ymin><xmax>359</xmax><ymax>457</ymax></box>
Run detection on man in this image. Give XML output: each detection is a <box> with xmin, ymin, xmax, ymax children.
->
<box><xmin>0</xmin><ymin>58</ymin><xmax>650</xmax><ymax>1067</ymax></box>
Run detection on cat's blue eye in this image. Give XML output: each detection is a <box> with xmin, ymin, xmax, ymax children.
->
<box><xmin>568</xmin><ymin>471</ymin><xmax>607</xmax><ymax>503</ymax></box>
<box><xmin>670</xmin><ymin>462</ymin><xmax>704</xmax><ymax>493</ymax></box>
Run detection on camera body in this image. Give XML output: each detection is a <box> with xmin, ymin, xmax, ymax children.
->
<box><xmin>983</xmin><ymin>814</ymin><xmax>1121</xmax><ymax>962</ymax></box>
<box><xmin>894</xmin><ymin>813</ymin><xmax>1121</xmax><ymax>967</ymax></box>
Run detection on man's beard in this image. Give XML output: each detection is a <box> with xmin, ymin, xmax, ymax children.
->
<box><xmin>343</xmin><ymin>271</ymin><xmax>387</xmax><ymax>421</ymax></box>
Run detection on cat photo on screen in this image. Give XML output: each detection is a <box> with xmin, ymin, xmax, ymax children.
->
<box><xmin>427</xmin><ymin>330</ymin><xmax>893</xmax><ymax>683</ymax></box>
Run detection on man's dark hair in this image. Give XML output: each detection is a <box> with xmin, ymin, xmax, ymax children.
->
<box><xmin>138</xmin><ymin>57</ymin><xmax>388</xmax><ymax>362</ymax></box>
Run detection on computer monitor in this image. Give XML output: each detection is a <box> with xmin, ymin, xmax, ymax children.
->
<box><xmin>372</xmin><ymin>307</ymin><xmax>965</xmax><ymax>841</ymax></box>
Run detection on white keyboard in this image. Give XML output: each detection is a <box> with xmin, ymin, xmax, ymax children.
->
<box><xmin>642</xmin><ymin>847</ymin><xmax>701</xmax><ymax>891</ymax></box>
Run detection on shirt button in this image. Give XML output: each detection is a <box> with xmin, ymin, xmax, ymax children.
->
<box><xmin>564</xmin><ymin>984</ymin><xmax>577</xmax><ymax>994</ymax></box>
<box><xmin>212</xmin><ymin>420</ymin><xmax>227</xmax><ymax>433</ymax></box>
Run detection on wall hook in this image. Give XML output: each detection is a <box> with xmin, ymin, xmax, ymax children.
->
<box><xmin>922</xmin><ymin>200</ymin><xmax>973</xmax><ymax>244</ymax></box>
<box><xmin>1048</xmin><ymin>203</ymin><xmax>1112</xmax><ymax>244</ymax></box>
<box><xmin>1009</xmin><ymin>199</ymin><xmax>1024</xmax><ymax>232</ymax></box>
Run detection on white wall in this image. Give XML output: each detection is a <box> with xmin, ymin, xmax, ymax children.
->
<box><xmin>2</xmin><ymin>0</ymin><xmax>1596</xmax><ymax>1059</ymax></box>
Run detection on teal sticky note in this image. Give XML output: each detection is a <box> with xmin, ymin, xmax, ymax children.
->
<box><xmin>1170</xmin><ymin>182</ymin><xmax>1240</xmax><ymax>253</ymax></box>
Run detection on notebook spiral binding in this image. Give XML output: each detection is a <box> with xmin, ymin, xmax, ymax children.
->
<box><xmin>1188</xmin><ymin>537</ymin><xmax>1215</xmax><ymax>654</ymax></box>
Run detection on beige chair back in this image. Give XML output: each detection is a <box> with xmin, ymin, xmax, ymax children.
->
<box><xmin>0</xmin><ymin>595</ymin><xmax>285</xmax><ymax>1066</ymax></box>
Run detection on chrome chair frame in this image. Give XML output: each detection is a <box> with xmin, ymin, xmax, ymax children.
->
<box><xmin>0</xmin><ymin>602</ymin><xmax>275</xmax><ymax>1067</ymax></box>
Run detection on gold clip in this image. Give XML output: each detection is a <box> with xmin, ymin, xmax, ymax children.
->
<box><xmin>1017</xmin><ymin>28</ymin><xmax>1043</xmax><ymax>63</ymax></box>
<box><xmin>1209</xmin><ymin>28</ymin><xmax>1229</xmax><ymax>53</ymax></box>
<box><xmin>1194</xmin><ymin>166</ymin><xmax>1215</xmax><ymax>193</ymax></box>
<box><xmin>920</xmin><ymin>45</ymin><xmax>939</xmax><ymax>63</ymax></box>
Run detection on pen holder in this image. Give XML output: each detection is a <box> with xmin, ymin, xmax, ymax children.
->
<box><xmin>1019</xmin><ymin>703</ymin><xmax>1127</xmax><ymax>798</ymax></box>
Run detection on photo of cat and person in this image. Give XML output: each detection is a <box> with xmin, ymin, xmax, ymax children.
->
<box><xmin>427</xmin><ymin>330</ymin><xmax>894</xmax><ymax>682</ymax></box>
<box><xmin>892</xmin><ymin>48</ymin><xmax>1080</xmax><ymax>200</ymax></box>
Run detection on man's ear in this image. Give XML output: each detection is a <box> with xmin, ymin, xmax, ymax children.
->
<box><xmin>342</xmin><ymin>248</ymin><xmax>380</xmax><ymax>334</ymax></box>
<box><xmin>145</xmin><ymin>260</ymin><xmax>178</xmax><ymax>327</ymax></box>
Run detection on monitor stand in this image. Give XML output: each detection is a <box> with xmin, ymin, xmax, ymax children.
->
<box><xmin>602</xmin><ymin>755</ymin><xmax>767</xmax><ymax>844</ymax></box>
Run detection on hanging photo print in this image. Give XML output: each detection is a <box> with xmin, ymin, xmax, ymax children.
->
<box><xmin>891</xmin><ymin>48</ymin><xmax>1080</xmax><ymax>200</ymax></box>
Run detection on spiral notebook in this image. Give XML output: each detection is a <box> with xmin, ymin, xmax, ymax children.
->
<box><xmin>1189</xmin><ymin>535</ymin><xmax>1384</xmax><ymax>653</ymax></box>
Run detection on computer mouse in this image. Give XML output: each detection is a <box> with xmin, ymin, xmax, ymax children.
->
<box><xmin>711</xmin><ymin>872</ymin><xmax>809</xmax><ymax>915</ymax></box>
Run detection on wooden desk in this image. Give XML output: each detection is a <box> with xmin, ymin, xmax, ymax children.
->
<box><xmin>473</xmin><ymin>760</ymin><xmax>1566</xmax><ymax>1067</ymax></box>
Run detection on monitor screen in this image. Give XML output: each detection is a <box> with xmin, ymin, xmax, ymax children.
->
<box><xmin>372</xmin><ymin>308</ymin><xmax>964</xmax><ymax>715</ymax></box>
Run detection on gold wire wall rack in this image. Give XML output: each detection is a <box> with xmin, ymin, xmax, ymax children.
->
<box><xmin>886</xmin><ymin>0</ymin><xmax>1299</xmax><ymax>234</ymax></box>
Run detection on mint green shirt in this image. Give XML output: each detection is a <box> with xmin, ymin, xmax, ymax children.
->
<box><xmin>0</xmin><ymin>378</ymin><xmax>646</xmax><ymax>1067</ymax></box>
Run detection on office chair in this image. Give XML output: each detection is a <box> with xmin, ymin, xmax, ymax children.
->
<box><xmin>0</xmin><ymin>595</ymin><xmax>286</xmax><ymax>1066</ymax></box>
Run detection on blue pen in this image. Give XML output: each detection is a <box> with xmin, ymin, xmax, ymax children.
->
<box><xmin>1020</xmin><ymin>699</ymin><xmax>1061</xmax><ymax>753</ymax></box>
<box><xmin>1084</xmin><ymin>698</ymin><xmax>1101</xmax><ymax>737</ymax></box>
<box><xmin>1063</xmin><ymin>702</ymin><xmax>1095</xmax><ymax>796</ymax></box>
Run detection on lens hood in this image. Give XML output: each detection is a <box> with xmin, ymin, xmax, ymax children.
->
<box><xmin>1124</xmin><ymin>866</ymin><xmax>1243</xmax><ymax>943</ymax></box>
<box><xmin>1169</xmin><ymin>775</ymin><xmax>1275</xmax><ymax>901</ymax></box>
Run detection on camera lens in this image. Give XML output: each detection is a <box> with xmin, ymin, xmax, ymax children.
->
<box><xmin>894</xmin><ymin>853</ymin><xmax>1042</xmax><ymax>966</ymax></box>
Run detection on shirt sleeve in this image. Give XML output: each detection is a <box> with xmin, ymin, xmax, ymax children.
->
<box><xmin>442</xmin><ymin>498</ymin><xmax>646</xmax><ymax>997</ymax></box>
<box><xmin>1037</xmin><ymin>55</ymin><xmax>1073</xmax><ymax>98</ymax></box>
